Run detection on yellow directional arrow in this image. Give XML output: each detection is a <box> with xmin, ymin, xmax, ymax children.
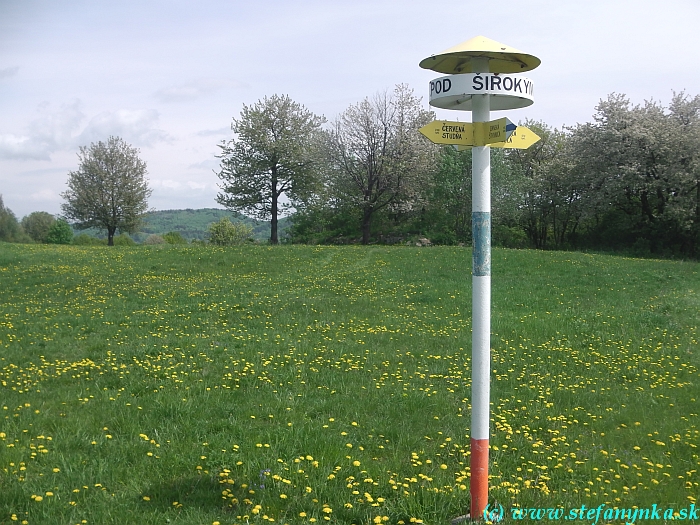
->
<box><xmin>419</xmin><ymin>120</ymin><xmax>475</xmax><ymax>146</ymax></box>
<box><xmin>458</xmin><ymin>126</ymin><xmax>540</xmax><ymax>150</ymax></box>
<box><xmin>473</xmin><ymin>117</ymin><xmax>516</xmax><ymax>146</ymax></box>
<box><xmin>491</xmin><ymin>126</ymin><xmax>540</xmax><ymax>149</ymax></box>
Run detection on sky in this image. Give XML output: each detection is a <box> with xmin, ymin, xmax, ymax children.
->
<box><xmin>1</xmin><ymin>0</ymin><xmax>699</xmax><ymax>219</ymax></box>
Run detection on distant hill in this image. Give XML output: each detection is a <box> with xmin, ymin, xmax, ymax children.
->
<box><xmin>139</xmin><ymin>208</ymin><xmax>292</xmax><ymax>242</ymax></box>
<box><xmin>76</xmin><ymin>208</ymin><xmax>291</xmax><ymax>243</ymax></box>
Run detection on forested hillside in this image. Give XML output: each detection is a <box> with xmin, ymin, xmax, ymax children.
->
<box><xmin>61</xmin><ymin>209</ymin><xmax>290</xmax><ymax>243</ymax></box>
<box><xmin>137</xmin><ymin>209</ymin><xmax>291</xmax><ymax>242</ymax></box>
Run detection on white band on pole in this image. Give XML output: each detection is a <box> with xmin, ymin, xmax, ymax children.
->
<box><xmin>471</xmin><ymin>275</ymin><xmax>491</xmax><ymax>440</ymax></box>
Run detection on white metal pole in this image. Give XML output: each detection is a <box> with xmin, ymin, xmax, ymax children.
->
<box><xmin>470</xmin><ymin>56</ymin><xmax>491</xmax><ymax>518</ymax></box>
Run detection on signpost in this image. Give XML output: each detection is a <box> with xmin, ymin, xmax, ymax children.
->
<box><xmin>418</xmin><ymin>118</ymin><xmax>518</xmax><ymax>147</ymax></box>
<box><xmin>419</xmin><ymin>35</ymin><xmax>541</xmax><ymax>520</ymax></box>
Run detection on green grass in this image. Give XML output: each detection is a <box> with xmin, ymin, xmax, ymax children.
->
<box><xmin>0</xmin><ymin>243</ymin><xmax>698</xmax><ymax>525</ymax></box>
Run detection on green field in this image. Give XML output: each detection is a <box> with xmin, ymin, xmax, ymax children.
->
<box><xmin>0</xmin><ymin>244</ymin><xmax>698</xmax><ymax>525</ymax></box>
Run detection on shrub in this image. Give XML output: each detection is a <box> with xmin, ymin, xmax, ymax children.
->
<box><xmin>208</xmin><ymin>218</ymin><xmax>253</xmax><ymax>246</ymax></box>
<box><xmin>163</xmin><ymin>231</ymin><xmax>187</xmax><ymax>244</ymax></box>
<box><xmin>46</xmin><ymin>219</ymin><xmax>73</xmax><ymax>245</ymax></box>
<box><xmin>493</xmin><ymin>224</ymin><xmax>529</xmax><ymax>249</ymax></box>
<box><xmin>72</xmin><ymin>234</ymin><xmax>106</xmax><ymax>245</ymax></box>
<box><xmin>113</xmin><ymin>233</ymin><xmax>136</xmax><ymax>246</ymax></box>
<box><xmin>144</xmin><ymin>234</ymin><xmax>165</xmax><ymax>245</ymax></box>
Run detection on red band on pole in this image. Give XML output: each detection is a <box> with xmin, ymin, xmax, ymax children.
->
<box><xmin>470</xmin><ymin>438</ymin><xmax>489</xmax><ymax>518</ymax></box>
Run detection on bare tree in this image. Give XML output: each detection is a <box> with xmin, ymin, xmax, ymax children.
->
<box><xmin>327</xmin><ymin>84</ymin><xmax>435</xmax><ymax>244</ymax></box>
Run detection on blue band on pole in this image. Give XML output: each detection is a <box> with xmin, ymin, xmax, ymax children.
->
<box><xmin>472</xmin><ymin>212</ymin><xmax>491</xmax><ymax>276</ymax></box>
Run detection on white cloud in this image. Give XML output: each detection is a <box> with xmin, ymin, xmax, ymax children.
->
<box><xmin>194</xmin><ymin>127</ymin><xmax>231</xmax><ymax>137</ymax></box>
<box><xmin>187</xmin><ymin>181</ymin><xmax>207</xmax><ymax>190</ymax></box>
<box><xmin>0</xmin><ymin>66</ymin><xmax>20</xmax><ymax>80</ymax></box>
<box><xmin>79</xmin><ymin>109</ymin><xmax>171</xmax><ymax>147</ymax></box>
<box><xmin>29</xmin><ymin>188</ymin><xmax>59</xmax><ymax>202</ymax></box>
<box><xmin>0</xmin><ymin>102</ymin><xmax>171</xmax><ymax>160</ymax></box>
<box><xmin>154</xmin><ymin>179</ymin><xmax>182</xmax><ymax>189</ymax></box>
<box><xmin>0</xmin><ymin>100</ymin><xmax>84</xmax><ymax>160</ymax></box>
<box><xmin>188</xmin><ymin>157</ymin><xmax>220</xmax><ymax>171</ymax></box>
<box><xmin>0</xmin><ymin>133</ymin><xmax>51</xmax><ymax>160</ymax></box>
<box><xmin>153</xmin><ymin>78</ymin><xmax>246</xmax><ymax>103</ymax></box>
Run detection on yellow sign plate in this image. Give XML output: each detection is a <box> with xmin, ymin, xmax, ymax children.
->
<box><xmin>492</xmin><ymin>126</ymin><xmax>540</xmax><ymax>149</ymax></box>
<box><xmin>474</xmin><ymin>117</ymin><xmax>515</xmax><ymax>145</ymax></box>
<box><xmin>458</xmin><ymin>126</ymin><xmax>540</xmax><ymax>150</ymax></box>
<box><xmin>419</xmin><ymin>118</ymin><xmax>520</xmax><ymax>147</ymax></box>
<box><xmin>419</xmin><ymin>120</ymin><xmax>475</xmax><ymax>146</ymax></box>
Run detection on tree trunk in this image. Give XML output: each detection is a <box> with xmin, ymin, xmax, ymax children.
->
<box><xmin>270</xmin><ymin>213</ymin><xmax>279</xmax><ymax>244</ymax></box>
<box><xmin>107</xmin><ymin>226</ymin><xmax>116</xmax><ymax>246</ymax></box>
<box><xmin>640</xmin><ymin>190</ymin><xmax>655</xmax><ymax>223</ymax></box>
<box><xmin>270</xmin><ymin>200</ymin><xmax>279</xmax><ymax>245</ymax></box>
<box><xmin>361</xmin><ymin>206</ymin><xmax>372</xmax><ymax>245</ymax></box>
<box><xmin>270</xmin><ymin>169</ymin><xmax>279</xmax><ymax>245</ymax></box>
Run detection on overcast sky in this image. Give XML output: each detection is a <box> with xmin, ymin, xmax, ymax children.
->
<box><xmin>1</xmin><ymin>0</ymin><xmax>698</xmax><ymax>219</ymax></box>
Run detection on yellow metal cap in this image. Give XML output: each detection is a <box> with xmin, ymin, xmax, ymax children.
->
<box><xmin>419</xmin><ymin>35</ymin><xmax>541</xmax><ymax>74</ymax></box>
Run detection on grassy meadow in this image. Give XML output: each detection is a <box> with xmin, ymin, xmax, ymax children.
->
<box><xmin>0</xmin><ymin>243</ymin><xmax>698</xmax><ymax>525</ymax></box>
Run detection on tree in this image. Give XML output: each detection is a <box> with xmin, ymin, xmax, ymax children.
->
<box><xmin>0</xmin><ymin>195</ymin><xmax>31</xmax><ymax>243</ymax></box>
<box><xmin>505</xmin><ymin>121</ymin><xmax>580</xmax><ymax>249</ymax></box>
<box><xmin>21</xmin><ymin>211</ymin><xmax>56</xmax><ymax>243</ymax></box>
<box><xmin>45</xmin><ymin>219</ymin><xmax>73</xmax><ymax>244</ymax></box>
<box><xmin>568</xmin><ymin>93</ymin><xmax>700</xmax><ymax>256</ymax></box>
<box><xmin>419</xmin><ymin>146</ymin><xmax>473</xmax><ymax>245</ymax></box>
<box><xmin>208</xmin><ymin>217</ymin><xmax>253</xmax><ymax>246</ymax></box>
<box><xmin>327</xmin><ymin>84</ymin><xmax>435</xmax><ymax>244</ymax></box>
<box><xmin>216</xmin><ymin>94</ymin><xmax>326</xmax><ymax>244</ymax></box>
<box><xmin>61</xmin><ymin>136</ymin><xmax>152</xmax><ymax>246</ymax></box>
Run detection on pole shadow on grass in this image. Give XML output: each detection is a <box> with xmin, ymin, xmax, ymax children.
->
<box><xmin>140</xmin><ymin>474</ymin><xmax>236</xmax><ymax>512</ymax></box>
